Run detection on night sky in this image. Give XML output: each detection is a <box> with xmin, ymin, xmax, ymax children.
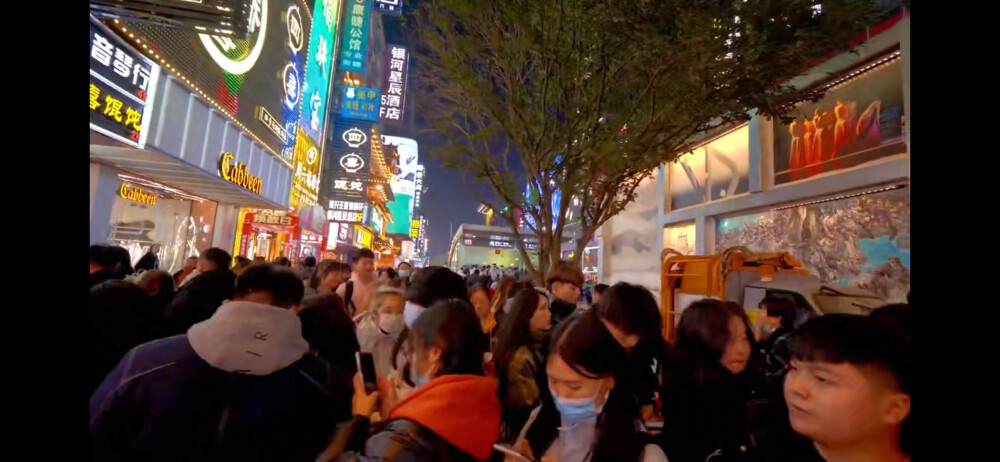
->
<box><xmin>382</xmin><ymin>11</ymin><xmax>485</xmax><ymax>262</ymax></box>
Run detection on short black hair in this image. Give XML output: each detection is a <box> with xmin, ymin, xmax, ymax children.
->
<box><xmin>405</xmin><ymin>266</ymin><xmax>467</xmax><ymax>308</ymax></box>
<box><xmin>594</xmin><ymin>283</ymin><xmax>610</xmax><ymax>295</ymax></box>
<box><xmin>788</xmin><ymin>313</ymin><xmax>909</xmax><ymax>395</ymax></box>
<box><xmin>233</xmin><ymin>256</ymin><xmax>252</xmax><ymax>268</ymax></box>
<box><xmin>318</xmin><ymin>260</ymin><xmax>351</xmax><ymax>279</ymax></box>
<box><xmin>303</xmin><ymin>256</ymin><xmax>317</xmax><ymax>268</ymax></box>
<box><xmin>760</xmin><ymin>296</ymin><xmax>796</xmax><ymax>330</ymax></box>
<box><xmin>201</xmin><ymin>248</ymin><xmax>232</xmax><ymax>272</ymax></box>
<box><xmin>274</xmin><ymin>256</ymin><xmax>291</xmax><ymax>267</ymax></box>
<box><xmin>353</xmin><ymin>248</ymin><xmax>376</xmax><ymax>265</ymax></box>
<box><xmin>90</xmin><ymin>245</ymin><xmax>118</xmax><ymax>269</ymax></box>
<box><xmin>596</xmin><ymin>282</ymin><xmax>664</xmax><ymax>345</ymax></box>
<box><xmin>379</xmin><ymin>268</ymin><xmax>398</xmax><ymax>279</ymax></box>
<box><xmin>788</xmin><ymin>313</ymin><xmax>910</xmax><ymax>453</ymax></box>
<box><xmin>234</xmin><ymin>265</ymin><xmax>305</xmax><ymax>308</ymax></box>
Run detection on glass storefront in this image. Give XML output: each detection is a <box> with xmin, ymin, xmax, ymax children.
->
<box><xmin>108</xmin><ymin>174</ymin><xmax>217</xmax><ymax>274</ymax></box>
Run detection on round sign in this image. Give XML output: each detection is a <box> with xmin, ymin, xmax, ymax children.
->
<box><xmin>306</xmin><ymin>146</ymin><xmax>319</xmax><ymax>166</ymax></box>
<box><xmin>283</xmin><ymin>63</ymin><xmax>300</xmax><ymax>109</ymax></box>
<box><xmin>287</xmin><ymin>5</ymin><xmax>303</xmax><ymax>53</ymax></box>
<box><xmin>199</xmin><ymin>0</ymin><xmax>269</xmax><ymax>75</ymax></box>
<box><xmin>340</xmin><ymin>153</ymin><xmax>365</xmax><ymax>173</ymax></box>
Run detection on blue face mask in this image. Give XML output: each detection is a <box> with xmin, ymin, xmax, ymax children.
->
<box><xmin>550</xmin><ymin>386</ymin><xmax>608</xmax><ymax>423</ymax></box>
<box><xmin>409</xmin><ymin>357</ymin><xmax>431</xmax><ymax>389</ymax></box>
<box><xmin>403</xmin><ymin>301</ymin><xmax>423</xmax><ymax>329</ymax></box>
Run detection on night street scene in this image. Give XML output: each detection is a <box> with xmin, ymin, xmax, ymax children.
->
<box><xmin>89</xmin><ymin>1</ymin><xmax>910</xmax><ymax>461</ymax></box>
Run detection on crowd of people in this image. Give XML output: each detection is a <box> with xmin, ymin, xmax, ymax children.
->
<box><xmin>89</xmin><ymin>244</ymin><xmax>910</xmax><ymax>462</ymax></box>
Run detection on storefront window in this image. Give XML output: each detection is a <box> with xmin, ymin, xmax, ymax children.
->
<box><xmin>666</xmin><ymin>125</ymin><xmax>749</xmax><ymax>211</ymax></box>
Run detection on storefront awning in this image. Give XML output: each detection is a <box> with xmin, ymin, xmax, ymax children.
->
<box><xmin>91</xmin><ymin>142</ymin><xmax>286</xmax><ymax>210</ymax></box>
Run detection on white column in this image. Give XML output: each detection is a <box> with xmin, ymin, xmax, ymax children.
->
<box><xmin>90</xmin><ymin>163</ymin><xmax>121</xmax><ymax>244</ymax></box>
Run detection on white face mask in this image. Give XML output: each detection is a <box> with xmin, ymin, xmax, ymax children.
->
<box><xmin>378</xmin><ymin>314</ymin><xmax>405</xmax><ymax>337</ymax></box>
<box><xmin>398</xmin><ymin>269</ymin><xmax>411</xmax><ymax>278</ymax></box>
<box><xmin>404</xmin><ymin>301</ymin><xmax>424</xmax><ymax>328</ymax></box>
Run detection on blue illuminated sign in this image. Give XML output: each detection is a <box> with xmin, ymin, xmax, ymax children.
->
<box><xmin>341</xmin><ymin>85</ymin><xmax>380</xmax><ymax>121</ymax></box>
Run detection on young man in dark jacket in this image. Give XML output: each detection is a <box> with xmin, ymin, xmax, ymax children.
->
<box><xmin>166</xmin><ymin>247</ymin><xmax>237</xmax><ymax>335</ymax></box>
<box><xmin>544</xmin><ymin>261</ymin><xmax>584</xmax><ymax>331</ymax></box>
<box><xmin>90</xmin><ymin>265</ymin><xmax>340</xmax><ymax>462</ymax></box>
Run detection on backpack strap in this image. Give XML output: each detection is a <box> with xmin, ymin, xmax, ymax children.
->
<box><xmin>344</xmin><ymin>280</ymin><xmax>356</xmax><ymax>317</ymax></box>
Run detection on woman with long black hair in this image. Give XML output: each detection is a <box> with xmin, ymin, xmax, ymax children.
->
<box><xmin>510</xmin><ymin>310</ymin><xmax>667</xmax><ymax>462</ymax></box>
<box><xmin>658</xmin><ymin>299</ymin><xmax>757</xmax><ymax>462</ymax></box>
<box><xmin>493</xmin><ymin>286</ymin><xmax>551</xmax><ymax>443</ymax></box>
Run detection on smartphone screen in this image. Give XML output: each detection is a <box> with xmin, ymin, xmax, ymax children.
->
<box><xmin>356</xmin><ymin>352</ymin><xmax>378</xmax><ymax>394</ymax></box>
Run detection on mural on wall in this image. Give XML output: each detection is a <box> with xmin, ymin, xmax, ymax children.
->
<box><xmin>606</xmin><ymin>175</ymin><xmax>660</xmax><ymax>294</ymax></box>
<box><xmin>715</xmin><ymin>187</ymin><xmax>910</xmax><ymax>303</ymax></box>
<box><xmin>663</xmin><ymin>222</ymin><xmax>697</xmax><ymax>256</ymax></box>
<box><xmin>774</xmin><ymin>55</ymin><xmax>906</xmax><ymax>185</ymax></box>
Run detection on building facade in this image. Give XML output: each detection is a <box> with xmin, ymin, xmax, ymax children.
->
<box><xmin>599</xmin><ymin>12</ymin><xmax>911</xmax><ymax>303</ymax></box>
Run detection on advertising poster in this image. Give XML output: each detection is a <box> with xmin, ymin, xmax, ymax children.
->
<box><xmin>774</xmin><ymin>55</ymin><xmax>906</xmax><ymax>185</ymax></box>
<box><xmin>338</xmin><ymin>0</ymin><xmax>371</xmax><ymax>73</ymax></box>
<box><xmin>715</xmin><ymin>187</ymin><xmax>910</xmax><ymax>302</ymax></box>
<box><xmin>300</xmin><ymin>0</ymin><xmax>341</xmax><ymax>144</ymax></box>
<box><xmin>123</xmin><ymin>0</ymin><xmax>311</xmax><ymax>162</ymax></box>
<box><xmin>382</xmin><ymin>135</ymin><xmax>418</xmax><ymax>234</ymax></box>
<box><xmin>90</xmin><ymin>18</ymin><xmax>160</xmax><ymax>149</ymax></box>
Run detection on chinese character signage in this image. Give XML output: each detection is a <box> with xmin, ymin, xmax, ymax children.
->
<box><xmin>121</xmin><ymin>0</ymin><xmax>310</xmax><ymax>162</ymax></box>
<box><xmin>290</xmin><ymin>128</ymin><xmax>322</xmax><ymax>208</ymax></box>
<box><xmin>300</xmin><ymin>0</ymin><xmax>341</xmax><ymax>143</ymax></box>
<box><xmin>326</xmin><ymin>117</ymin><xmax>373</xmax><ymax>200</ymax></box>
<box><xmin>373</xmin><ymin>0</ymin><xmax>402</xmax><ymax>16</ymax></box>
<box><xmin>409</xmin><ymin>219</ymin><xmax>420</xmax><ymax>239</ymax></box>
<box><xmin>379</xmin><ymin>44</ymin><xmax>409</xmax><ymax>123</ymax></box>
<box><xmin>338</xmin><ymin>0</ymin><xmax>371</xmax><ymax>73</ymax></box>
<box><xmin>90</xmin><ymin>18</ymin><xmax>159</xmax><ymax>149</ymax></box>
<box><xmin>327</xmin><ymin>200</ymin><xmax>366</xmax><ymax>224</ymax></box>
<box><xmin>342</xmin><ymin>85</ymin><xmax>380</xmax><ymax>121</ymax></box>
<box><xmin>413</xmin><ymin>164</ymin><xmax>425</xmax><ymax>210</ymax></box>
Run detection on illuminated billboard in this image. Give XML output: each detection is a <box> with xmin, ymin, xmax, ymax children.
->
<box><xmin>289</xmin><ymin>127</ymin><xmax>322</xmax><ymax>208</ymax></box>
<box><xmin>338</xmin><ymin>0</ymin><xmax>371</xmax><ymax>73</ymax></box>
<box><xmin>90</xmin><ymin>18</ymin><xmax>160</xmax><ymax>149</ymax></box>
<box><xmin>381</xmin><ymin>135</ymin><xmax>417</xmax><ymax>235</ymax></box>
<box><xmin>300</xmin><ymin>0</ymin><xmax>341</xmax><ymax>144</ymax></box>
<box><xmin>326</xmin><ymin>117</ymin><xmax>372</xmax><ymax>201</ymax></box>
<box><xmin>379</xmin><ymin>44</ymin><xmax>408</xmax><ymax>123</ymax></box>
<box><xmin>120</xmin><ymin>0</ymin><xmax>311</xmax><ymax>163</ymax></box>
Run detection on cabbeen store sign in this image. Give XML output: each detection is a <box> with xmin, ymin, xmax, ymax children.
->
<box><xmin>326</xmin><ymin>118</ymin><xmax>373</xmax><ymax>200</ymax></box>
<box><xmin>121</xmin><ymin>0</ymin><xmax>311</xmax><ymax>162</ymax></box>
<box><xmin>339</xmin><ymin>0</ymin><xmax>371</xmax><ymax>73</ymax></box>
<box><xmin>90</xmin><ymin>18</ymin><xmax>160</xmax><ymax>149</ymax></box>
<box><xmin>379</xmin><ymin>44</ymin><xmax>408</xmax><ymax>123</ymax></box>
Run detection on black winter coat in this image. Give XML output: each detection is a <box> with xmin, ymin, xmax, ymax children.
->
<box><xmin>323</xmin><ymin>416</ymin><xmax>478</xmax><ymax>462</ymax></box>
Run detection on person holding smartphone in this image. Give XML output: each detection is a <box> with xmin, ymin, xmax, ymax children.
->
<box><xmin>510</xmin><ymin>310</ymin><xmax>667</xmax><ymax>462</ymax></box>
<box><xmin>317</xmin><ymin>298</ymin><xmax>502</xmax><ymax>462</ymax></box>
